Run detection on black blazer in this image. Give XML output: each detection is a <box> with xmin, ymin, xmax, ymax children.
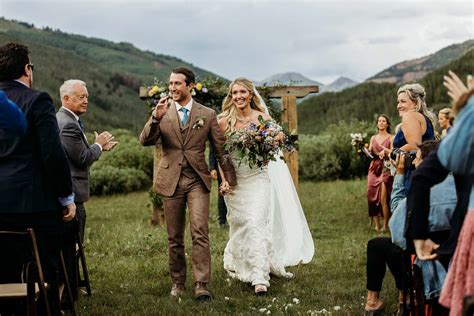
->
<box><xmin>56</xmin><ymin>108</ymin><xmax>101</xmax><ymax>202</ymax></box>
<box><xmin>0</xmin><ymin>80</ymin><xmax>73</xmax><ymax>214</ymax></box>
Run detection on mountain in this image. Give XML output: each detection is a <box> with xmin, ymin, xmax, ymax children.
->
<box><xmin>367</xmin><ymin>39</ymin><xmax>474</xmax><ymax>84</ymax></box>
<box><xmin>0</xmin><ymin>18</ymin><xmax>222</xmax><ymax>133</ymax></box>
<box><xmin>257</xmin><ymin>72</ymin><xmax>324</xmax><ymax>87</ymax></box>
<box><xmin>257</xmin><ymin>72</ymin><xmax>358</xmax><ymax>95</ymax></box>
<box><xmin>321</xmin><ymin>76</ymin><xmax>359</xmax><ymax>93</ymax></box>
<box><xmin>298</xmin><ymin>49</ymin><xmax>473</xmax><ymax>135</ymax></box>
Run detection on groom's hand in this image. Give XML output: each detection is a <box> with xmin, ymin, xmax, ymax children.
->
<box><xmin>153</xmin><ymin>96</ymin><xmax>171</xmax><ymax>119</ymax></box>
<box><xmin>219</xmin><ymin>181</ymin><xmax>233</xmax><ymax>195</ymax></box>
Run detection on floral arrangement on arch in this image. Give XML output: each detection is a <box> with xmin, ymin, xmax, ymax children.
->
<box><xmin>143</xmin><ymin>76</ymin><xmax>230</xmax><ymax>113</ymax></box>
<box><xmin>224</xmin><ymin>115</ymin><xmax>297</xmax><ymax>169</ymax></box>
<box><xmin>142</xmin><ymin>77</ymin><xmax>280</xmax><ymax>119</ymax></box>
<box><xmin>350</xmin><ymin>133</ymin><xmax>373</xmax><ymax>159</ymax></box>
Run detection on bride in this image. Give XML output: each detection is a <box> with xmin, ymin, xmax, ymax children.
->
<box><xmin>217</xmin><ymin>77</ymin><xmax>314</xmax><ymax>295</ymax></box>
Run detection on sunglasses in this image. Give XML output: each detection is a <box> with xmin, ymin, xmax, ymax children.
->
<box><xmin>27</xmin><ymin>63</ymin><xmax>34</xmax><ymax>71</ymax></box>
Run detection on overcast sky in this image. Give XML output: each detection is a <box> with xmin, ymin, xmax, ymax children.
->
<box><xmin>1</xmin><ymin>0</ymin><xmax>472</xmax><ymax>84</ymax></box>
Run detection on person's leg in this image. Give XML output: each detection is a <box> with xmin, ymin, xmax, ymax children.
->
<box><xmin>163</xmin><ymin>187</ymin><xmax>187</xmax><ymax>286</ymax></box>
<box><xmin>187</xmin><ymin>181</ymin><xmax>211</xmax><ymax>283</ymax></box>
<box><xmin>60</xmin><ymin>220</ymin><xmax>78</xmax><ymax>303</ymax></box>
<box><xmin>75</xmin><ymin>202</ymin><xmax>86</xmax><ymax>244</ymax></box>
<box><xmin>380</xmin><ymin>183</ymin><xmax>390</xmax><ymax>232</ymax></box>
<box><xmin>366</xmin><ymin>237</ymin><xmax>392</xmax><ymax>310</ymax></box>
<box><xmin>217</xmin><ymin>195</ymin><xmax>227</xmax><ymax>226</ymax></box>
<box><xmin>217</xmin><ymin>176</ymin><xmax>226</xmax><ymax>226</ymax></box>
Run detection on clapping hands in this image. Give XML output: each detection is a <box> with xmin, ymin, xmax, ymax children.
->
<box><xmin>443</xmin><ymin>70</ymin><xmax>473</xmax><ymax>102</ymax></box>
<box><xmin>95</xmin><ymin>131</ymin><xmax>118</xmax><ymax>151</ymax></box>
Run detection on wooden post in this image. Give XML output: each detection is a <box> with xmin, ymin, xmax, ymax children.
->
<box><xmin>139</xmin><ymin>88</ymin><xmax>166</xmax><ymax>227</ymax></box>
<box><xmin>269</xmin><ymin>86</ymin><xmax>319</xmax><ymax>190</ymax></box>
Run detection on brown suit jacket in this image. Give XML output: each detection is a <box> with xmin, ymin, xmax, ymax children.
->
<box><xmin>139</xmin><ymin>100</ymin><xmax>236</xmax><ymax>196</ymax></box>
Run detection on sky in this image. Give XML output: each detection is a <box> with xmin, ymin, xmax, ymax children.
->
<box><xmin>0</xmin><ymin>0</ymin><xmax>472</xmax><ymax>84</ymax></box>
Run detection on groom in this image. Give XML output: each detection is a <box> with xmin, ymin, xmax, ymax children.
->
<box><xmin>140</xmin><ymin>68</ymin><xmax>236</xmax><ymax>300</ymax></box>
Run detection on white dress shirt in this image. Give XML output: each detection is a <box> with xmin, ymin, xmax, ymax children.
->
<box><xmin>175</xmin><ymin>99</ymin><xmax>193</xmax><ymax>124</ymax></box>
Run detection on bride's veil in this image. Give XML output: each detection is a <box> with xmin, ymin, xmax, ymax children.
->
<box><xmin>253</xmin><ymin>87</ymin><xmax>314</xmax><ymax>267</ymax></box>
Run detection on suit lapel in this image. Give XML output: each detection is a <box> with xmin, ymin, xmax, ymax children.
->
<box><xmin>60</xmin><ymin>108</ymin><xmax>89</xmax><ymax>146</ymax></box>
<box><xmin>167</xmin><ymin>101</ymin><xmax>184</xmax><ymax>144</ymax></box>
<box><xmin>183</xmin><ymin>101</ymin><xmax>200</xmax><ymax>146</ymax></box>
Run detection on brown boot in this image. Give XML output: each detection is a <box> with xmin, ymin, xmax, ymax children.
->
<box><xmin>194</xmin><ymin>282</ymin><xmax>211</xmax><ymax>301</ymax></box>
<box><xmin>170</xmin><ymin>284</ymin><xmax>185</xmax><ymax>297</ymax></box>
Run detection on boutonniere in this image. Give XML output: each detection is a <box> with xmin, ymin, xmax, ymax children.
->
<box><xmin>192</xmin><ymin>115</ymin><xmax>206</xmax><ymax>129</ymax></box>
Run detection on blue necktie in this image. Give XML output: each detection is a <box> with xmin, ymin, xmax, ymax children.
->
<box><xmin>78</xmin><ymin>119</ymin><xmax>84</xmax><ymax>132</ymax></box>
<box><xmin>179</xmin><ymin>108</ymin><xmax>189</xmax><ymax>126</ymax></box>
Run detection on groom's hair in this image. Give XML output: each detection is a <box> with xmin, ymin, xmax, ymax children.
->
<box><xmin>172</xmin><ymin>67</ymin><xmax>195</xmax><ymax>86</ymax></box>
<box><xmin>0</xmin><ymin>42</ymin><xmax>30</xmax><ymax>81</ymax></box>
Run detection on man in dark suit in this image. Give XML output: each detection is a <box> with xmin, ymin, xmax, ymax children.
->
<box><xmin>0</xmin><ymin>42</ymin><xmax>76</xmax><ymax>314</ymax></box>
<box><xmin>56</xmin><ymin>79</ymin><xmax>117</xmax><ymax>244</ymax></box>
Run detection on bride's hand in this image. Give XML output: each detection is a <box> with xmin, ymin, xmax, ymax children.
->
<box><xmin>219</xmin><ymin>181</ymin><xmax>233</xmax><ymax>195</ymax></box>
<box><xmin>274</xmin><ymin>131</ymin><xmax>285</xmax><ymax>146</ymax></box>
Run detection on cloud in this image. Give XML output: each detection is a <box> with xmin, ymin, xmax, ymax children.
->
<box><xmin>1</xmin><ymin>0</ymin><xmax>472</xmax><ymax>83</ymax></box>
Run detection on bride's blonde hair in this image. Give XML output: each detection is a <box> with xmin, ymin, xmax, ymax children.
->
<box><xmin>218</xmin><ymin>77</ymin><xmax>267</xmax><ymax>133</ymax></box>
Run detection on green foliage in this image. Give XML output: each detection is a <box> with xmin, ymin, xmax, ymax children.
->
<box><xmin>148</xmin><ymin>189</ymin><xmax>164</xmax><ymax>209</ymax></box>
<box><xmin>90</xmin><ymin>166</ymin><xmax>150</xmax><ymax>195</ymax></box>
<box><xmin>0</xmin><ymin>18</ymin><xmax>219</xmax><ymax>134</ymax></box>
<box><xmin>90</xmin><ymin>129</ymin><xmax>153</xmax><ymax>195</ymax></box>
<box><xmin>299</xmin><ymin>120</ymin><xmax>373</xmax><ymax>180</ymax></box>
<box><xmin>299</xmin><ymin>49</ymin><xmax>474</xmax><ymax>134</ymax></box>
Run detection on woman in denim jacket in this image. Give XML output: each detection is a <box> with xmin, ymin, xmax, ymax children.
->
<box><xmin>364</xmin><ymin>140</ymin><xmax>457</xmax><ymax>315</ymax></box>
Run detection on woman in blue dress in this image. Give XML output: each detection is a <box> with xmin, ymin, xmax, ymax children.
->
<box><xmin>382</xmin><ymin>83</ymin><xmax>436</xmax><ymax>189</ymax></box>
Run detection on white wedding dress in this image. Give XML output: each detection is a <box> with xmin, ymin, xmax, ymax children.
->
<box><xmin>223</xmin><ymin>156</ymin><xmax>314</xmax><ymax>287</ymax></box>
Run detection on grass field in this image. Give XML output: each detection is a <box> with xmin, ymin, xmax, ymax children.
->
<box><xmin>77</xmin><ymin>179</ymin><xmax>399</xmax><ymax>315</ymax></box>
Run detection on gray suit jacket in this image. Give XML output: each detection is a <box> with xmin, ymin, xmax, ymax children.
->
<box><xmin>56</xmin><ymin>108</ymin><xmax>101</xmax><ymax>202</ymax></box>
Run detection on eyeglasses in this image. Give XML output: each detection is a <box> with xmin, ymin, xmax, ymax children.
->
<box><xmin>27</xmin><ymin>63</ymin><xmax>34</xmax><ymax>71</ymax></box>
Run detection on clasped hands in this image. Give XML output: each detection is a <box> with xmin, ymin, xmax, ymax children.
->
<box><xmin>95</xmin><ymin>131</ymin><xmax>118</xmax><ymax>151</ymax></box>
<box><xmin>219</xmin><ymin>180</ymin><xmax>233</xmax><ymax>196</ymax></box>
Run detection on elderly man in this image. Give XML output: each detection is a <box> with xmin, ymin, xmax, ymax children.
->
<box><xmin>56</xmin><ymin>79</ymin><xmax>117</xmax><ymax>243</ymax></box>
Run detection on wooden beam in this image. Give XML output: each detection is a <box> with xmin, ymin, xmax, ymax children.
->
<box><xmin>281</xmin><ymin>95</ymin><xmax>299</xmax><ymax>190</ymax></box>
<box><xmin>269</xmin><ymin>85</ymin><xmax>319</xmax><ymax>98</ymax></box>
<box><xmin>139</xmin><ymin>86</ymin><xmax>149</xmax><ymax>99</ymax></box>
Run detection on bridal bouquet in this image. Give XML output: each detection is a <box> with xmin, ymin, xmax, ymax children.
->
<box><xmin>224</xmin><ymin>115</ymin><xmax>297</xmax><ymax>168</ymax></box>
<box><xmin>350</xmin><ymin>133</ymin><xmax>373</xmax><ymax>159</ymax></box>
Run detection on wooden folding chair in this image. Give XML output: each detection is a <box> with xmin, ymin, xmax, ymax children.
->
<box><xmin>401</xmin><ymin>251</ymin><xmax>427</xmax><ymax>316</ymax></box>
<box><xmin>76</xmin><ymin>230</ymin><xmax>91</xmax><ymax>296</ymax></box>
<box><xmin>0</xmin><ymin>228</ymin><xmax>51</xmax><ymax>316</ymax></box>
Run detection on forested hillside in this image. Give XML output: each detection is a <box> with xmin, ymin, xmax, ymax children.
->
<box><xmin>0</xmin><ymin>18</ymin><xmax>220</xmax><ymax>133</ymax></box>
<box><xmin>298</xmin><ymin>49</ymin><xmax>473</xmax><ymax>134</ymax></box>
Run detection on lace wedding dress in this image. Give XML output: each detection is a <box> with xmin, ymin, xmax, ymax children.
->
<box><xmin>223</xmin><ymin>156</ymin><xmax>314</xmax><ymax>287</ymax></box>
<box><xmin>224</xmin><ymin>159</ymin><xmax>292</xmax><ymax>287</ymax></box>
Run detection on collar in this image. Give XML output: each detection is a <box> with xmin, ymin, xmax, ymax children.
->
<box><xmin>175</xmin><ymin>98</ymin><xmax>193</xmax><ymax>112</ymax></box>
<box><xmin>13</xmin><ymin>79</ymin><xmax>29</xmax><ymax>88</ymax></box>
<box><xmin>61</xmin><ymin>106</ymin><xmax>80</xmax><ymax>121</ymax></box>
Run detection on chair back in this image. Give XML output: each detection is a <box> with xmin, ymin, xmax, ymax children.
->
<box><xmin>0</xmin><ymin>228</ymin><xmax>50</xmax><ymax>315</ymax></box>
